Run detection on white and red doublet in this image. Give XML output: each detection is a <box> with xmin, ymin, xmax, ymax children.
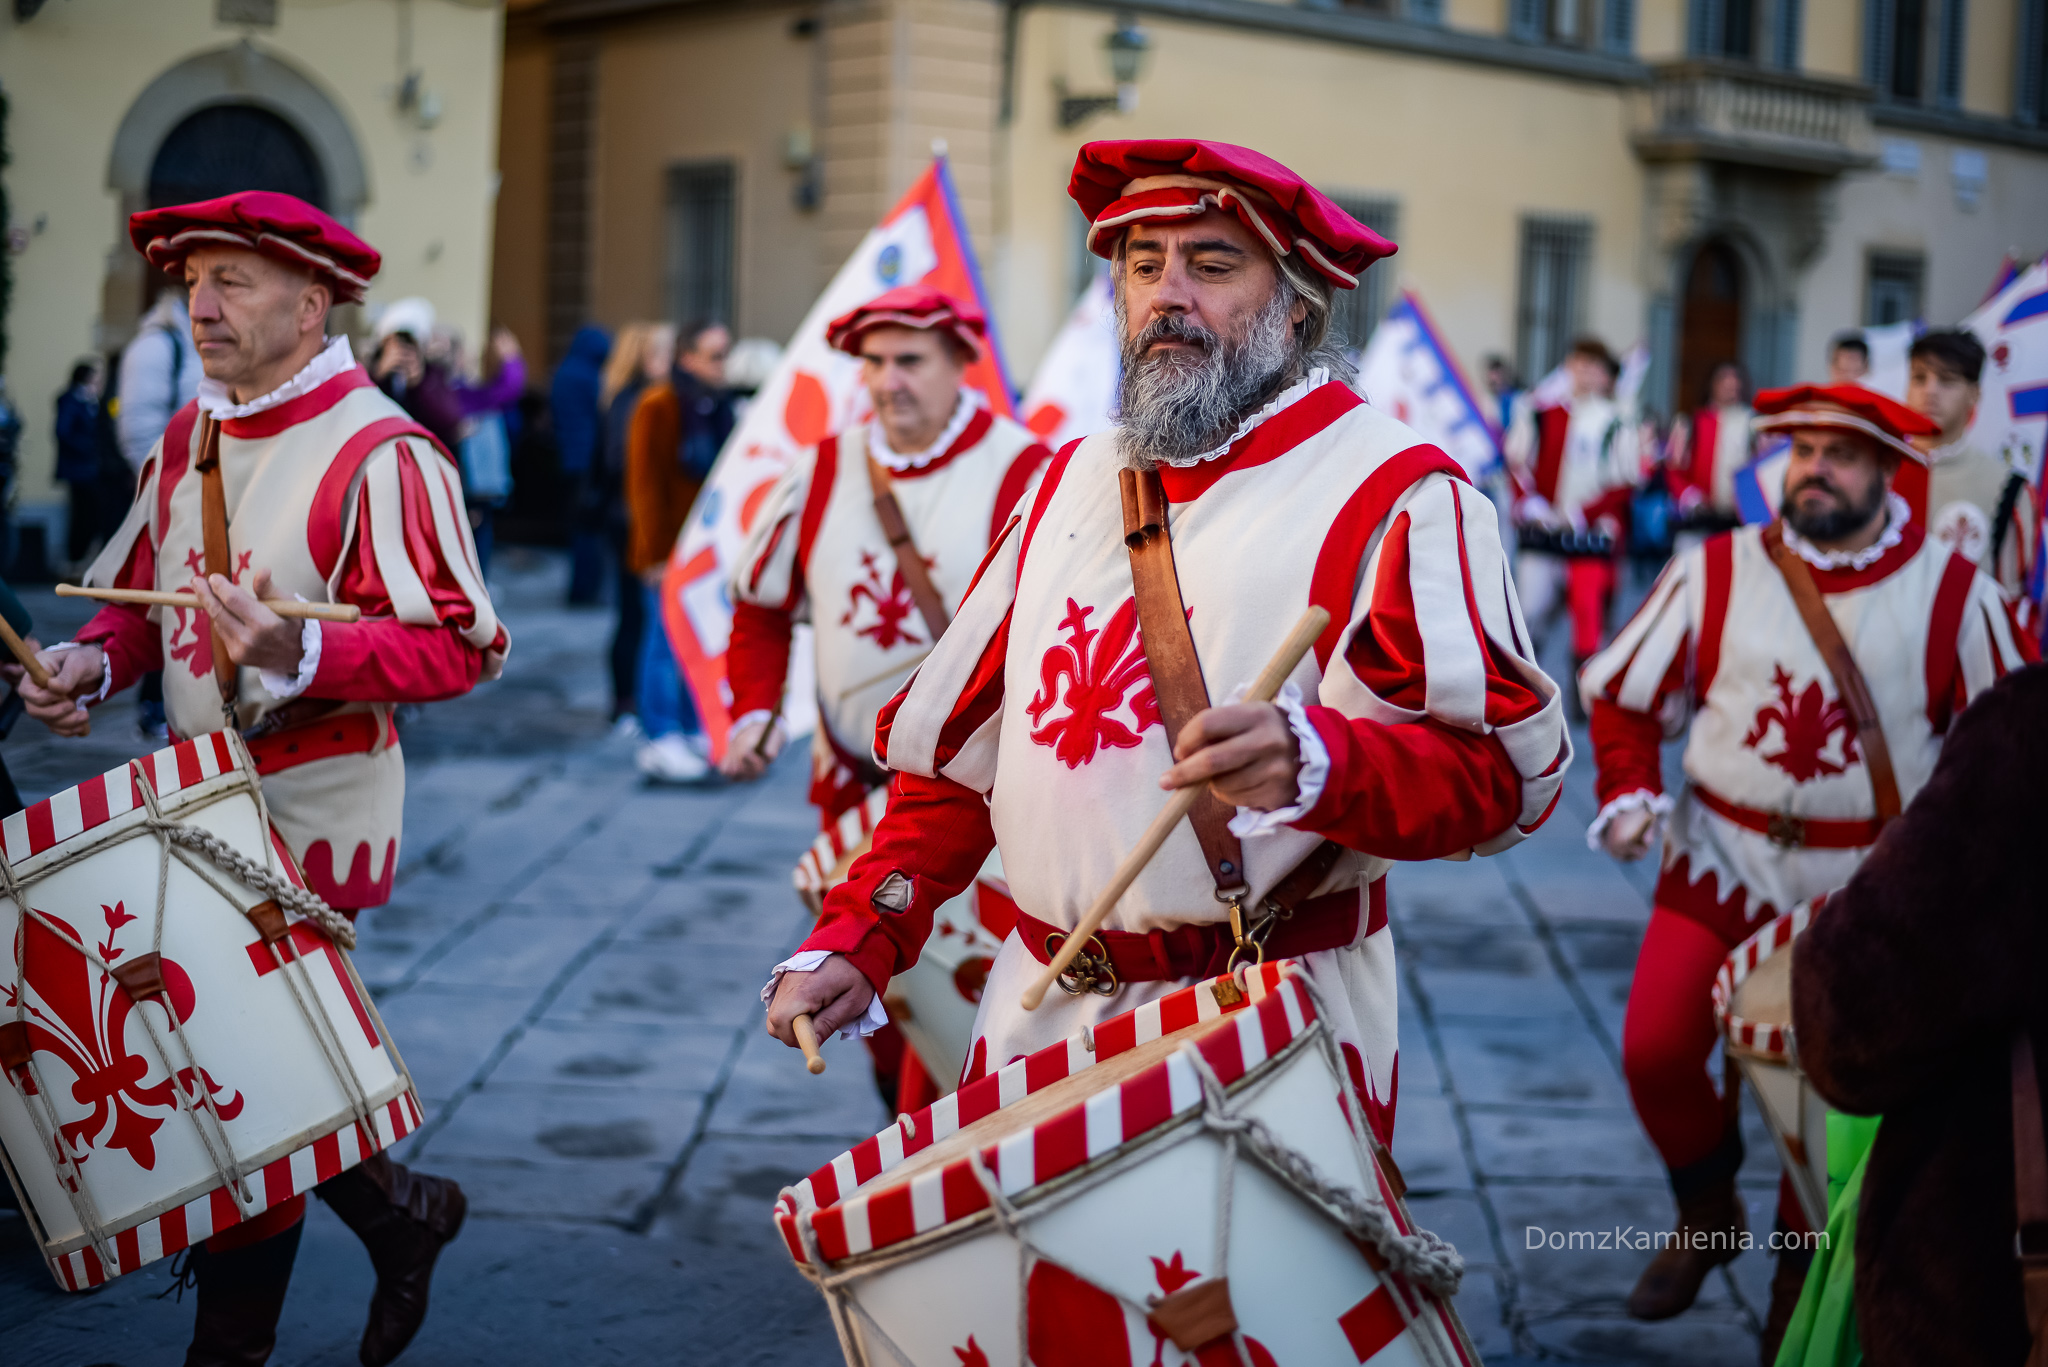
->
<box><xmin>1671</xmin><ymin>404</ymin><xmax>1754</xmax><ymax>518</ymax></box>
<box><xmin>803</xmin><ymin>375</ymin><xmax>1571</xmax><ymax>1146</ymax></box>
<box><xmin>1581</xmin><ymin>508</ymin><xmax>2033</xmax><ymax>937</ymax></box>
<box><xmin>78</xmin><ymin>347</ymin><xmax>506</xmax><ymax>910</ymax></box>
<box><xmin>728</xmin><ymin>402</ymin><xmax>1048</xmax><ymax>826</ymax></box>
<box><xmin>1505</xmin><ymin>392</ymin><xmax>1633</xmax><ymax>531</ymax></box>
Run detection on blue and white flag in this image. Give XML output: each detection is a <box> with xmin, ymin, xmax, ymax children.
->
<box><xmin>1355</xmin><ymin>291</ymin><xmax>1500</xmax><ymax>480</ymax></box>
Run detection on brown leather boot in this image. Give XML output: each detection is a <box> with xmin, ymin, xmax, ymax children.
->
<box><xmin>316</xmin><ymin>1153</ymin><xmax>467</xmax><ymax>1367</ymax></box>
<box><xmin>1625</xmin><ymin>1176</ymin><xmax>1747</xmax><ymax>1320</ymax></box>
<box><xmin>1757</xmin><ymin>1245</ymin><xmax>1815</xmax><ymax>1365</ymax></box>
<box><xmin>183</xmin><ymin>1219</ymin><xmax>304</xmax><ymax>1366</ymax></box>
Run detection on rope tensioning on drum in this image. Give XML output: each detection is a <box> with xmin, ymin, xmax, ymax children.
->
<box><xmin>0</xmin><ymin>744</ymin><xmax>372</xmax><ymax>1275</ymax></box>
<box><xmin>778</xmin><ymin>996</ymin><xmax>1467</xmax><ymax>1367</ymax></box>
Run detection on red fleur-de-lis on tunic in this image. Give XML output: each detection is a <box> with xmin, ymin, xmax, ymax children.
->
<box><xmin>167</xmin><ymin>547</ymin><xmax>254</xmax><ymax>679</ymax></box>
<box><xmin>1027</xmin><ymin>598</ymin><xmax>1161</xmax><ymax>768</ymax></box>
<box><xmin>1742</xmin><ymin>664</ymin><xmax>1860</xmax><ymax>783</ymax></box>
<box><xmin>841</xmin><ymin>548</ymin><xmax>926</xmax><ymax>651</ymax></box>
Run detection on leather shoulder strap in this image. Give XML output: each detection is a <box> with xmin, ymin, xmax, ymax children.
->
<box><xmin>193</xmin><ymin>414</ymin><xmax>237</xmax><ymax>703</ymax></box>
<box><xmin>1761</xmin><ymin>522</ymin><xmax>1903</xmax><ymax>826</ymax></box>
<box><xmin>866</xmin><ymin>453</ymin><xmax>952</xmax><ymax>643</ymax></box>
<box><xmin>1121</xmin><ymin>466</ymin><xmax>1246</xmax><ymax>896</ymax></box>
<box><xmin>2012</xmin><ymin>1030</ymin><xmax>2048</xmax><ymax>1361</ymax></box>
<box><xmin>1992</xmin><ymin>469</ymin><xmax>2027</xmax><ymax>571</ymax></box>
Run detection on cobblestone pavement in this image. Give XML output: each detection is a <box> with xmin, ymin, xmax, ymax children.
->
<box><xmin>0</xmin><ymin>550</ymin><xmax>1779</xmax><ymax>1366</ymax></box>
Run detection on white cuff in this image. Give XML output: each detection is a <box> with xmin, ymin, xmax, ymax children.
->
<box><xmin>762</xmin><ymin>950</ymin><xmax>890</xmax><ymax>1039</ymax></box>
<box><xmin>45</xmin><ymin>641</ymin><xmax>113</xmax><ymax>705</ymax></box>
<box><xmin>1226</xmin><ymin>682</ymin><xmax>1330</xmax><ymax>838</ymax></box>
<box><xmin>1585</xmin><ymin>789</ymin><xmax>1674</xmax><ymax>852</ymax></box>
<box><xmin>258</xmin><ymin>618</ymin><xmax>323</xmax><ymax>700</ymax></box>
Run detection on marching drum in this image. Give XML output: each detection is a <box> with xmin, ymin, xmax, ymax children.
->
<box><xmin>776</xmin><ymin>962</ymin><xmax>1476</xmax><ymax>1367</ymax></box>
<box><xmin>794</xmin><ymin>787</ymin><xmax>1012</xmax><ymax>1090</ymax></box>
<box><xmin>1713</xmin><ymin>904</ymin><xmax>1828</xmax><ymax>1229</ymax></box>
<box><xmin>0</xmin><ymin>733</ymin><xmax>422</xmax><ymax>1290</ymax></box>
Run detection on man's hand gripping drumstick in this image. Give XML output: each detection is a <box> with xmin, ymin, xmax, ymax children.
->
<box><xmin>1021</xmin><ymin>605</ymin><xmax>1329</xmax><ymax>1011</ymax></box>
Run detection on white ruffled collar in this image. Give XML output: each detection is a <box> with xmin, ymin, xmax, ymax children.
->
<box><xmin>1923</xmin><ymin>437</ymin><xmax>1973</xmax><ymax>466</ymax></box>
<box><xmin>199</xmin><ymin>335</ymin><xmax>356</xmax><ymax>420</ymax></box>
<box><xmin>1135</xmin><ymin>367</ymin><xmax>1334</xmax><ymax>469</ymax></box>
<box><xmin>869</xmin><ymin>390</ymin><xmax>981</xmax><ymax>472</ymax></box>
<box><xmin>1781</xmin><ymin>491</ymin><xmax>1912</xmax><ymax>570</ymax></box>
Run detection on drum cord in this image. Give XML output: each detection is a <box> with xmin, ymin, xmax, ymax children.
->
<box><xmin>0</xmin><ymin>749</ymin><xmax>376</xmax><ymax>1284</ymax></box>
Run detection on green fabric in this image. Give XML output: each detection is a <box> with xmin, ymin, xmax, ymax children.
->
<box><xmin>1775</xmin><ymin>1112</ymin><xmax>1881</xmax><ymax>1367</ymax></box>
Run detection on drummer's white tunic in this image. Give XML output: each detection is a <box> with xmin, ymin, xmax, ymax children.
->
<box><xmin>810</xmin><ymin>374</ymin><xmax>1572</xmax><ymax>1144</ymax></box>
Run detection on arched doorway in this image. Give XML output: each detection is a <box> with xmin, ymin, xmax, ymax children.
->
<box><xmin>147</xmin><ymin>105</ymin><xmax>327</xmax><ymax>210</ymax></box>
<box><xmin>1677</xmin><ymin>241</ymin><xmax>1744</xmax><ymax>415</ymax></box>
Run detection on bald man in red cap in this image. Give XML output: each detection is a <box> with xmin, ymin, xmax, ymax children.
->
<box><xmin>15</xmin><ymin>191</ymin><xmax>498</xmax><ymax>1365</ymax></box>
<box><xmin>1581</xmin><ymin>383</ymin><xmax>2035</xmax><ymax>1350</ymax></box>
<box><xmin>763</xmin><ymin>139</ymin><xmax>1570</xmax><ymax>1156</ymax></box>
<box><xmin>723</xmin><ymin>284</ymin><xmax>1048</xmax><ymax>1109</ymax></box>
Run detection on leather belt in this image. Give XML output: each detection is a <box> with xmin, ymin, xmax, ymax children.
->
<box><xmin>1694</xmin><ymin>785</ymin><xmax>1879</xmax><ymax>850</ymax></box>
<box><xmin>1014</xmin><ymin>883</ymin><xmax>1375</xmax><ymax>995</ymax></box>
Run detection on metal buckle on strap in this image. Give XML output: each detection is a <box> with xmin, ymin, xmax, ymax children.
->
<box><xmin>1226</xmin><ymin>897</ymin><xmax>1291</xmax><ymax>973</ymax></box>
<box><xmin>1766</xmin><ymin>811</ymin><xmax>1806</xmax><ymax>849</ymax></box>
<box><xmin>1045</xmin><ymin>932</ymin><xmax>1119</xmax><ymax>997</ymax></box>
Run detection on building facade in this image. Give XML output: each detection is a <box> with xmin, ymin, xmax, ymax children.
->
<box><xmin>0</xmin><ymin>0</ymin><xmax>505</xmax><ymax>546</ymax></box>
<box><xmin>501</xmin><ymin>0</ymin><xmax>2048</xmax><ymax>416</ymax></box>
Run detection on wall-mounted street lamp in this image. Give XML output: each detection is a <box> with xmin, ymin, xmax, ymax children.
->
<box><xmin>1056</xmin><ymin>17</ymin><xmax>1151</xmax><ymax>128</ymax></box>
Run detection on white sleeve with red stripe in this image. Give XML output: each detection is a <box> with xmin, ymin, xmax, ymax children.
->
<box><xmin>1321</xmin><ymin>471</ymin><xmax>1570</xmax><ymax>850</ymax></box>
<box><xmin>730</xmin><ymin>446</ymin><xmax>819</xmax><ymax>611</ymax></box>
<box><xmin>1577</xmin><ymin>549</ymin><xmax>1698</xmax><ymax>734</ymax></box>
<box><xmin>1956</xmin><ymin>568</ymin><xmax>2034</xmax><ymax>699</ymax></box>
<box><xmin>347</xmin><ymin>440</ymin><xmax>507</xmax><ymax>670</ymax></box>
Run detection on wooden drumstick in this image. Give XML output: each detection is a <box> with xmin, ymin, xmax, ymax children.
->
<box><xmin>1021</xmin><ymin>605</ymin><xmax>1331</xmax><ymax>1012</ymax></box>
<box><xmin>793</xmin><ymin>1013</ymin><xmax>827</xmax><ymax>1075</ymax></box>
<box><xmin>0</xmin><ymin>616</ymin><xmax>50</xmax><ymax>689</ymax></box>
<box><xmin>753</xmin><ymin>703</ymin><xmax>783</xmax><ymax>759</ymax></box>
<box><xmin>56</xmin><ymin>585</ymin><xmax>363</xmax><ymax>623</ymax></box>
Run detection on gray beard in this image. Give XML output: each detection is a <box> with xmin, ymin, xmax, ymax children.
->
<box><xmin>1113</xmin><ymin>288</ymin><xmax>1300</xmax><ymax>471</ymax></box>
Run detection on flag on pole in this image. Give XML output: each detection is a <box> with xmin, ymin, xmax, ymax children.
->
<box><xmin>1354</xmin><ymin>290</ymin><xmax>1499</xmax><ymax>479</ymax></box>
<box><xmin>1019</xmin><ymin>270</ymin><xmax>1118</xmax><ymax>451</ymax></box>
<box><xmin>1963</xmin><ymin>258</ymin><xmax>2048</xmax><ymax>486</ymax></box>
<box><xmin>660</xmin><ymin>156</ymin><xmax>1014</xmax><ymax>762</ymax></box>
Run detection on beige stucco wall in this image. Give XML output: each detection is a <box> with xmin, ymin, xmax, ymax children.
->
<box><xmin>0</xmin><ymin>0</ymin><xmax>503</xmax><ymax>510</ymax></box>
<box><xmin>590</xmin><ymin>4</ymin><xmax>822</xmax><ymax>340</ymax></box>
<box><xmin>996</xmin><ymin>5</ymin><xmax>1647</xmax><ymax>384</ymax></box>
<box><xmin>1795</xmin><ymin>131</ymin><xmax>2048</xmax><ymax>380</ymax></box>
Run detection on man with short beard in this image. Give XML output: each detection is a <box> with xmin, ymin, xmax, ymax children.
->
<box><xmin>1580</xmin><ymin>383</ymin><xmax>2035</xmax><ymax>1353</ymax></box>
<box><xmin>763</xmin><ymin>140</ymin><xmax>1570</xmax><ymax>1153</ymax></box>
<box><xmin>725</xmin><ymin>285</ymin><xmax>1048</xmax><ymax>1109</ymax></box>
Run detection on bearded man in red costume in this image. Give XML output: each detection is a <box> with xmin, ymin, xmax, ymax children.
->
<box><xmin>1581</xmin><ymin>383</ymin><xmax>2034</xmax><ymax>1353</ymax></box>
<box><xmin>763</xmin><ymin>140</ymin><xmax>1570</xmax><ymax>1155</ymax></box>
<box><xmin>18</xmin><ymin>193</ymin><xmax>498</xmax><ymax>1366</ymax></box>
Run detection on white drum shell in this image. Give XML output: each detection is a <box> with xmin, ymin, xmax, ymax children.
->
<box><xmin>0</xmin><ymin>739</ymin><xmax>416</xmax><ymax>1289</ymax></box>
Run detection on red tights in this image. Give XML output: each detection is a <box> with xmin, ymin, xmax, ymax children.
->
<box><xmin>1567</xmin><ymin>557</ymin><xmax>1616</xmax><ymax>659</ymax></box>
<box><xmin>1623</xmin><ymin>907</ymin><xmax>1808</xmax><ymax>1232</ymax></box>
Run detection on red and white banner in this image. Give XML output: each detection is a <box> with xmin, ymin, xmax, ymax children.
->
<box><xmin>1353</xmin><ymin>289</ymin><xmax>1499</xmax><ymax>479</ymax></box>
<box><xmin>661</xmin><ymin>158</ymin><xmax>1013</xmax><ymax>762</ymax></box>
<box><xmin>1018</xmin><ymin>270</ymin><xmax>1118</xmax><ymax>452</ymax></box>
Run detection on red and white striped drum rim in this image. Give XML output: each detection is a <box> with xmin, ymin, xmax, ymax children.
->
<box><xmin>775</xmin><ymin>960</ymin><xmax>1313</xmax><ymax>1267</ymax></box>
<box><xmin>1712</xmin><ymin>901</ymin><xmax>1814</xmax><ymax>1062</ymax></box>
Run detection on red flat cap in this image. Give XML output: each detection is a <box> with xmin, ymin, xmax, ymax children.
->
<box><xmin>825</xmin><ymin>285</ymin><xmax>985</xmax><ymax>358</ymax></box>
<box><xmin>1069</xmin><ymin>139</ymin><xmax>1395</xmax><ymax>290</ymax></box>
<box><xmin>1753</xmin><ymin>383</ymin><xmax>1940</xmax><ymax>463</ymax></box>
<box><xmin>129</xmin><ymin>191</ymin><xmax>379</xmax><ymax>305</ymax></box>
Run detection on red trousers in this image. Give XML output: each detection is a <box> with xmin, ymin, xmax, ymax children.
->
<box><xmin>1623</xmin><ymin>907</ymin><xmax>1807</xmax><ymax>1232</ymax></box>
<box><xmin>1567</xmin><ymin>557</ymin><xmax>1616</xmax><ymax>659</ymax></box>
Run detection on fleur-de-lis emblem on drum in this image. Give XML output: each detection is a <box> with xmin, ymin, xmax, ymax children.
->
<box><xmin>841</xmin><ymin>548</ymin><xmax>926</xmax><ymax>651</ymax></box>
<box><xmin>1027</xmin><ymin>598</ymin><xmax>1162</xmax><ymax>769</ymax></box>
<box><xmin>1</xmin><ymin>906</ymin><xmax>242</xmax><ymax>1176</ymax></box>
<box><xmin>1742</xmin><ymin>664</ymin><xmax>1860</xmax><ymax>783</ymax></box>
